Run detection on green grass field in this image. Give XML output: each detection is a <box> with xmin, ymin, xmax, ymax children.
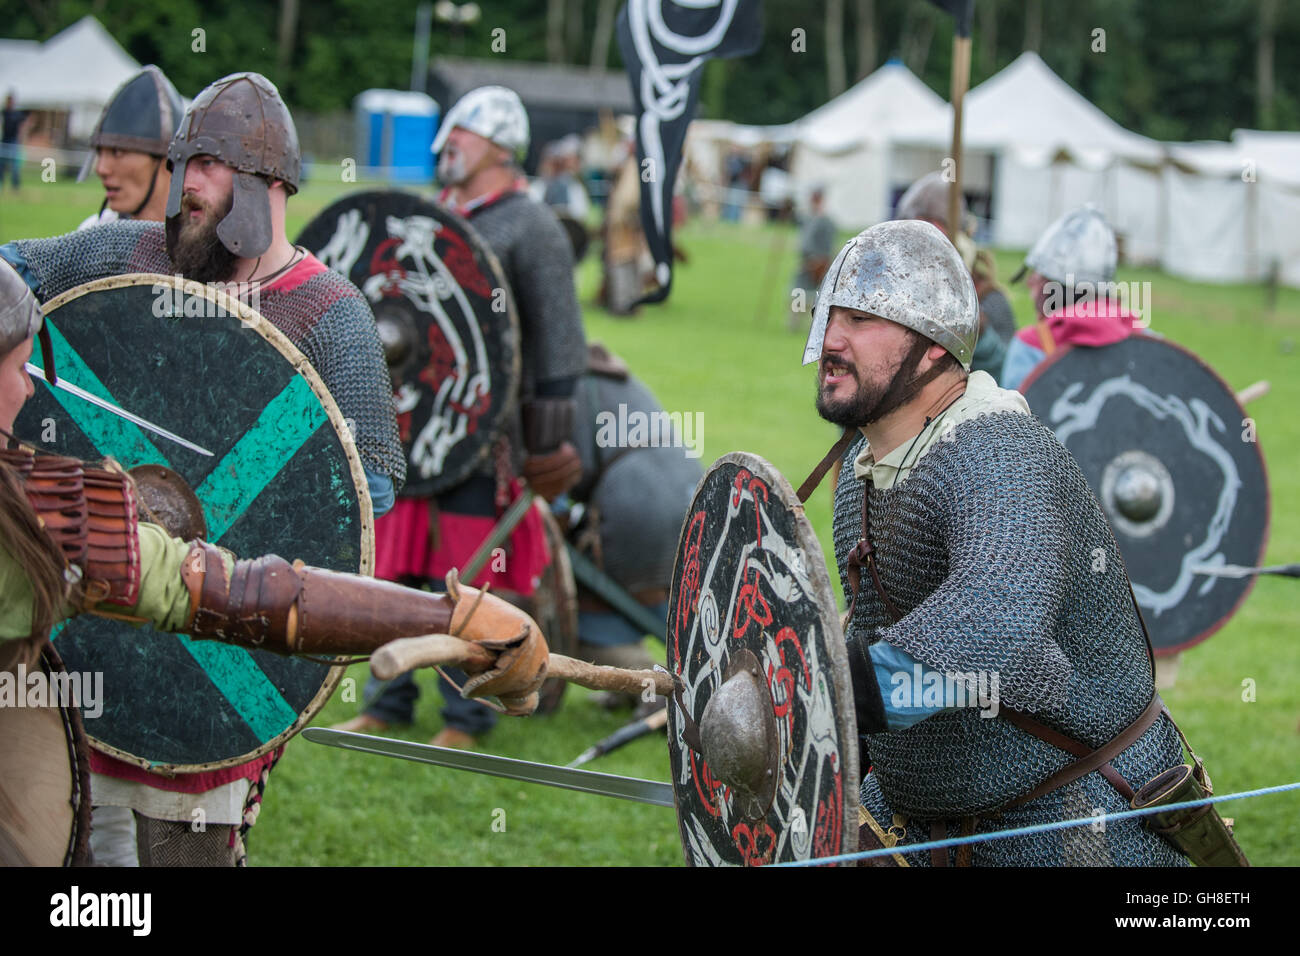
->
<box><xmin>2</xmin><ymin>174</ymin><xmax>1296</xmax><ymax>866</ymax></box>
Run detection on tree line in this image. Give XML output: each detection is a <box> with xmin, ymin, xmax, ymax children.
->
<box><xmin>4</xmin><ymin>0</ymin><xmax>1296</xmax><ymax>140</ymax></box>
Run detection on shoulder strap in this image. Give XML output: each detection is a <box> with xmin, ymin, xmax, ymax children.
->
<box><xmin>797</xmin><ymin>429</ymin><xmax>855</xmax><ymax>503</ymax></box>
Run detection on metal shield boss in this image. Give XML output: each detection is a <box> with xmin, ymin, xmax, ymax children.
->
<box><xmin>667</xmin><ymin>453</ymin><xmax>858</xmax><ymax>866</ymax></box>
<box><xmin>297</xmin><ymin>191</ymin><xmax>521</xmax><ymax>496</ymax></box>
<box><xmin>15</xmin><ymin>274</ymin><xmax>373</xmax><ymax>772</ymax></box>
<box><xmin>1022</xmin><ymin>334</ymin><xmax>1269</xmax><ymax>654</ymax></box>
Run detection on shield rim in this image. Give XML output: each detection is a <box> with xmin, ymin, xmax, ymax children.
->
<box><xmin>666</xmin><ymin>451</ymin><xmax>859</xmax><ymax>866</ymax></box>
<box><xmin>294</xmin><ymin>189</ymin><xmax>522</xmax><ymax>495</ymax></box>
<box><xmin>1020</xmin><ymin>332</ymin><xmax>1271</xmax><ymax>655</ymax></box>
<box><xmin>40</xmin><ymin>272</ymin><xmax>375</xmax><ymax>772</ymax></box>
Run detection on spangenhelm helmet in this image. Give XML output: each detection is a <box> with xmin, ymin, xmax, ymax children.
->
<box><xmin>431</xmin><ymin>86</ymin><xmax>530</xmax><ymax>164</ymax></box>
<box><xmin>78</xmin><ymin>65</ymin><xmax>185</xmax><ymax>197</ymax></box>
<box><xmin>803</xmin><ymin>220</ymin><xmax>979</xmax><ymax>370</ymax></box>
<box><xmin>0</xmin><ymin>258</ymin><xmax>56</xmax><ymax>386</ymax></box>
<box><xmin>894</xmin><ymin>170</ymin><xmax>966</xmax><ymax>227</ymax></box>
<box><xmin>164</xmin><ymin>73</ymin><xmax>301</xmax><ymax>259</ymax></box>
<box><xmin>1014</xmin><ymin>204</ymin><xmax>1117</xmax><ymax>285</ymax></box>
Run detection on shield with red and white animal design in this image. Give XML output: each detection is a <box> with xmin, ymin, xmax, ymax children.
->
<box><xmin>666</xmin><ymin>452</ymin><xmax>859</xmax><ymax>866</ymax></box>
<box><xmin>298</xmin><ymin>191</ymin><xmax>520</xmax><ymax>496</ymax></box>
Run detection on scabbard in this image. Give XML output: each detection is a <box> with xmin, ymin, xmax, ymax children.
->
<box><xmin>1131</xmin><ymin>765</ymin><xmax>1250</xmax><ymax>867</ymax></box>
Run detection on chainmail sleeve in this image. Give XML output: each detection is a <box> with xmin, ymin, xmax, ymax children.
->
<box><xmin>471</xmin><ymin>194</ymin><xmax>587</xmax><ymax>396</ymax></box>
<box><xmin>293</xmin><ymin>290</ymin><xmax>406</xmax><ymax>489</ymax></box>
<box><xmin>11</xmin><ymin>221</ymin><xmax>171</xmax><ymax>301</ymax></box>
<box><xmin>873</xmin><ymin>419</ymin><xmax>1075</xmax><ymax>715</ymax></box>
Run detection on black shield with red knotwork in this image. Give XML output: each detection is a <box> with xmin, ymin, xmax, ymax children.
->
<box><xmin>1021</xmin><ymin>333</ymin><xmax>1270</xmax><ymax>655</ymax></box>
<box><xmin>666</xmin><ymin>452</ymin><xmax>858</xmax><ymax>866</ymax></box>
<box><xmin>297</xmin><ymin>191</ymin><xmax>520</xmax><ymax>496</ymax></box>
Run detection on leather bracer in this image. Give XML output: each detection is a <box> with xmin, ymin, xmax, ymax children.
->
<box><xmin>521</xmin><ymin>397</ymin><xmax>576</xmax><ymax>455</ymax></box>
<box><xmin>3</xmin><ymin>447</ymin><xmax>142</xmax><ymax>608</ymax></box>
<box><xmin>179</xmin><ymin>543</ymin><xmax>549</xmax><ymax>711</ymax></box>
<box><xmin>180</xmin><ymin>540</ymin><xmax>455</xmax><ymax>656</ymax></box>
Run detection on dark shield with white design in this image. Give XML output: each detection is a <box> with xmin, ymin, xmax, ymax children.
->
<box><xmin>666</xmin><ymin>452</ymin><xmax>858</xmax><ymax>866</ymax></box>
<box><xmin>1021</xmin><ymin>334</ymin><xmax>1269</xmax><ymax>654</ymax></box>
<box><xmin>15</xmin><ymin>274</ymin><xmax>372</xmax><ymax>772</ymax></box>
<box><xmin>297</xmin><ymin>191</ymin><xmax>520</xmax><ymax>496</ymax></box>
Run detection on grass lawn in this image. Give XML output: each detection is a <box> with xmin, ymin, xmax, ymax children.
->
<box><xmin>2</xmin><ymin>175</ymin><xmax>1296</xmax><ymax>866</ymax></box>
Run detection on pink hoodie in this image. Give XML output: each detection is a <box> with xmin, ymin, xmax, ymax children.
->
<box><xmin>1015</xmin><ymin>298</ymin><xmax>1138</xmax><ymax>350</ymax></box>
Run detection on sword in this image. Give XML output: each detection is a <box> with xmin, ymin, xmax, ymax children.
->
<box><xmin>1191</xmin><ymin>562</ymin><xmax>1300</xmax><ymax>580</ymax></box>
<box><xmin>302</xmin><ymin>728</ymin><xmax>675</xmax><ymax>808</ymax></box>
<box><xmin>26</xmin><ymin>362</ymin><xmax>214</xmax><ymax>457</ymax></box>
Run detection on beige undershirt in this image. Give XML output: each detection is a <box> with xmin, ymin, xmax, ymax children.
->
<box><xmin>852</xmin><ymin>370</ymin><xmax>1031</xmax><ymax>487</ymax></box>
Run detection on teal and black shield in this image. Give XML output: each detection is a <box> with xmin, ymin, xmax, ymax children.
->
<box><xmin>15</xmin><ymin>274</ymin><xmax>374</xmax><ymax>772</ymax></box>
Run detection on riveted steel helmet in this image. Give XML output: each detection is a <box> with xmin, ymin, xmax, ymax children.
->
<box><xmin>78</xmin><ymin>66</ymin><xmax>185</xmax><ymax>184</ymax></box>
<box><xmin>802</xmin><ymin>220</ymin><xmax>979</xmax><ymax>370</ymax></box>
<box><xmin>894</xmin><ymin>170</ymin><xmax>965</xmax><ymax>227</ymax></box>
<box><xmin>1015</xmin><ymin>203</ymin><xmax>1117</xmax><ymax>286</ymax></box>
<box><xmin>1</xmin><ymin>257</ymin><xmax>56</xmax><ymax>384</ymax></box>
<box><xmin>431</xmin><ymin>86</ymin><xmax>530</xmax><ymax>163</ymax></box>
<box><xmin>164</xmin><ymin>73</ymin><xmax>301</xmax><ymax>259</ymax></box>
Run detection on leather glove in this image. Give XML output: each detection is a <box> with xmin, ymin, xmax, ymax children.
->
<box><xmin>450</xmin><ymin>584</ymin><xmax>550</xmax><ymax>716</ymax></box>
<box><xmin>521</xmin><ymin>441</ymin><xmax>582</xmax><ymax>502</ymax></box>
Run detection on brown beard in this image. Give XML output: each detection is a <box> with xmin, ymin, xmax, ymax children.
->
<box><xmin>165</xmin><ymin>192</ymin><xmax>238</xmax><ymax>282</ymax></box>
<box><xmin>815</xmin><ymin>332</ymin><xmax>947</xmax><ymax>428</ymax></box>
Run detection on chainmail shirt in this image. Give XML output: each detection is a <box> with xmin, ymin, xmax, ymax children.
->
<box><xmin>834</xmin><ymin>411</ymin><xmax>1187</xmax><ymax>866</ymax></box>
<box><xmin>11</xmin><ymin>221</ymin><xmax>405</xmax><ymax>486</ymax></box>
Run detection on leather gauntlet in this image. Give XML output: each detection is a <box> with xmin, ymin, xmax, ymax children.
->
<box><xmin>180</xmin><ymin>542</ymin><xmax>549</xmax><ymax>713</ymax></box>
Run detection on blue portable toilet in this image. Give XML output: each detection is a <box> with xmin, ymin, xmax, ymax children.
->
<box><xmin>354</xmin><ymin>90</ymin><xmax>439</xmax><ymax>183</ymax></box>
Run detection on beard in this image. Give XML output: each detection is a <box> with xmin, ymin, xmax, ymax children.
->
<box><xmin>436</xmin><ymin>149</ymin><xmax>469</xmax><ymax>187</ymax></box>
<box><xmin>815</xmin><ymin>333</ymin><xmax>940</xmax><ymax>428</ymax></box>
<box><xmin>165</xmin><ymin>191</ymin><xmax>238</xmax><ymax>283</ymax></box>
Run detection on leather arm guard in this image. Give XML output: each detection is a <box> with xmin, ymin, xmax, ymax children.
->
<box><xmin>180</xmin><ymin>542</ymin><xmax>549</xmax><ymax>714</ymax></box>
<box><xmin>521</xmin><ymin>397</ymin><xmax>575</xmax><ymax>455</ymax></box>
<box><xmin>4</xmin><ymin>447</ymin><xmax>142</xmax><ymax>608</ymax></box>
<box><xmin>521</xmin><ymin>397</ymin><xmax>582</xmax><ymax>501</ymax></box>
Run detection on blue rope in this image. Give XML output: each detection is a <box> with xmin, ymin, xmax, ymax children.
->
<box><xmin>773</xmin><ymin>779</ymin><xmax>1300</xmax><ymax>867</ymax></box>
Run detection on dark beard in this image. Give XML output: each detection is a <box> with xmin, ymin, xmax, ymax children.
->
<box><xmin>165</xmin><ymin>197</ymin><xmax>238</xmax><ymax>283</ymax></box>
<box><xmin>815</xmin><ymin>334</ymin><xmax>943</xmax><ymax>428</ymax></box>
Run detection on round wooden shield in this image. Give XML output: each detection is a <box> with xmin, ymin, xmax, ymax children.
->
<box><xmin>296</xmin><ymin>190</ymin><xmax>521</xmax><ymax>497</ymax></box>
<box><xmin>1022</xmin><ymin>334</ymin><xmax>1269</xmax><ymax>654</ymax></box>
<box><xmin>666</xmin><ymin>453</ymin><xmax>858</xmax><ymax>866</ymax></box>
<box><xmin>0</xmin><ymin>645</ymin><xmax>92</xmax><ymax>866</ymax></box>
<box><xmin>14</xmin><ymin>274</ymin><xmax>373</xmax><ymax>772</ymax></box>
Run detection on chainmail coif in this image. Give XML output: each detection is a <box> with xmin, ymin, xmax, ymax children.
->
<box><xmin>12</xmin><ymin>221</ymin><xmax>405</xmax><ymax>486</ymax></box>
<box><xmin>834</xmin><ymin>411</ymin><xmax>1187</xmax><ymax>866</ymax></box>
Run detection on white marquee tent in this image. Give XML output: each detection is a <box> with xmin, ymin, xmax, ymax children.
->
<box><xmin>0</xmin><ymin>17</ymin><xmax>141</xmax><ymax>140</ymax></box>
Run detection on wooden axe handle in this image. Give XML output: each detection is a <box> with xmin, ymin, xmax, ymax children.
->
<box><xmin>546</xmin><ymin>654</ymin><xmax>675</xmax><ymax>697</ymax></box>
<box><xmin>370</xmin><ymin>636</ymin><xmax>676</xmax><ymax>697</ymax></box>
<box><xmin>370</xmin><ymin>635</ymin><xmax>494</xmax><ymax>679</ymax></box>
<box><xmin>1236</xmin><ymin>380</ymin><xmax>1269</xmax><ymax>405</ymax></box>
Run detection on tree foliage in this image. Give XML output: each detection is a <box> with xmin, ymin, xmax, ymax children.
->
<box><xmin>1</xmin><ymin>0</ymin><xmax>1296</xmax><ymax>140</ymax></box>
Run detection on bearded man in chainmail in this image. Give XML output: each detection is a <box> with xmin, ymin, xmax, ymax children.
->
<box><xmin>0</xmin><ymin>72</ymin><xmax>404</xmax><ymax>866</ymax></box>
<box><xmin>337</xmin><ymin>85</ymin><xmax>587</xmax><ymax>749</ymax></box>
<box><xmin>805</xmin><ymin>220</ymin><xmax>1190</xmax><ymax>866</ymax></box>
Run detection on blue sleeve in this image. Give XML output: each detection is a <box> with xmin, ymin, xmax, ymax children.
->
<box><xmin>364</xmin><ymin>466</ymin><xmax>395</xmax><ymax>517</ymax></box>
<box><xmin>1000</xmin><ymin>337</ymin><xmax>1046</xmax><ymax>391</ymax></box>
<box><xmin>869</xmin><ymin>640</ymin><xmax>958</xmax><ymax>731</ymax></box>
<box><xmin>0</xmin><ymin>242</ymin><xmax>36</xmax><ymax>290</ymax></box>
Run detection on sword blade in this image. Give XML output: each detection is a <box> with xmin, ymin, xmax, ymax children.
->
<box><xmin>1192</xmin><ymin>563</ymin><xmax>1300</xmax><ymax>580</ymax></box>
<box><xmin>27</xmin><ymin>362</ymin><xmax>214</xmax><ymax>457</ymax></box>
<box><xmin>302</xmin><ymin>728</ymin><xmax>676</xmax><ymax>808</ymax></box>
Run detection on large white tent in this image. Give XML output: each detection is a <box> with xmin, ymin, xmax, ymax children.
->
<box><xmin>789</xmin><ymin>60</ymin><xmax>950</xmax><ymax>228</ymax></box>
<box><xmin>0</xmin><ymin>17</ymin><xmax>141</xmax><ymax>140</ymax></box>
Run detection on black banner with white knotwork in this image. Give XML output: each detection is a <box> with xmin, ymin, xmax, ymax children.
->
<box><xmin>617</xmin><ymin>0</ymin><xmax>763</xmax><ymax>306</ymax></box>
